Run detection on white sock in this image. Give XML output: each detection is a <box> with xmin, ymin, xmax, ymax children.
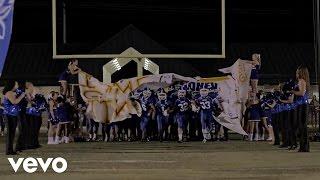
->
<box><xmin>48</xmin><ymin>137</ymin><xmax>53</xmax><ymax>144</ymax></box>
<box><xmin>178</xmin><ymin>133</ymin><xmax>183</xmax><ymax>141</ymax></box>
<box><xmin>59</xmin><ymin>136</ymin><xmax>65</xmax><ymax>143</ymax></box>
<box><xmin>55</xmin><ymin>136</ymin><xmax>60</xmax><ymax>142</ymax></box>
<box><xmin>64</xmin><ymin>136</ymin><xmax>69</xmax><ymax>143</ymax></box>
<box><xmin>249</xmin><ymin>133</ymin><xmax>253</xmax><ymax>141</ymax></box>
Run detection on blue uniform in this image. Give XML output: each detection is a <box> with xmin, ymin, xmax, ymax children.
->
<box><xmin>3</xmin><ymin>98</ymin><xmax>20</xmax><ymax>117</ymax></box>
<box><xmin>175</xmin><ymin>98</ymin><xmax>190</xmax><ymax>128</ymax></box>
<box><xmin>247</xmin><ymin>103</ymin><xmax>261</xmax><ymax>121</ymax></box>
<box><xmin>250</xmin><ymin>64</ymin><xmax>260</xmax><ymax>80</ymax></box>
<box><xmin>16</xmin><ymin>88</ymin><xmax>27</xmax><ymax>113</ymax></box>
<box><xmin>197</xmin><ymin>96</ymin><xmax>216</xmax><ymax>132</ymax></box>
<box><xmin>48</xmin><ymin>108</ymin><xmax>59</xmax><ymax>125</ymax></box>
<box><xmin>260</xmin><ymin>102</ymin><xmax>271</xmax><ymax>117</ymax></box>
<box><xmin>140</xmin><ymin>97</ymin><xmax>154</xmax><ymax>131</ymax></box>
<box><xmin>26</xmin><ymin>94</ymin><xmax>47</xmax><ymax>117</ymax></box>
<box><xmin>59</xmin><ymin>69</ymin><xmax>71</xmax><ymax>82</ymax></box>
<box><xmin>168</xmin><ymin>91</ymin><xmax>177</xmax><ymax>103</ymax></box>
<box><xmin>260</xmin><ymin>103</ymin><xmax>273</xmax><ymax>126</ymax></box>
<box><xmin>55</xmin><ymin>104</ymin><xmax>69</xmax><ymax>124</ymax></box>
<box><xmin>155</xmin><ymin>100</ymin><xmax>171</xmax><ymax>133</ymax></box>
<box><xmin>294</xmin><ymin>92</ymin><xmax>308</xmax><ymax>106</ymax></box>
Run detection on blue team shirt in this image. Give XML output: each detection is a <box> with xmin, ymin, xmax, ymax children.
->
<box><xmin>175</xmin><ymin>98</ymin><xmax>190</xmax><ymax>114</ymax></box>
<box><xmin>168</xmin><ymin>91</ymin><xmax>177</xmax><ymax>103</ymax></box>
<box><xmin>155</xmin><ymin>100</ymin><xmax>171</xmax><ymax>116</ymax></box>
<box><xmin>140</xmin><ymin>97</ymin><xmax>155</xmax><ymax>116</ymax></box>
<box><xmin>295</xmin><ymin>94</ymin><xmax>308</xmax><ymax>106</ymax></box>
<box><xmin>197</xmin><ymin>96</ymin><xmax>217</xmax><ymax>113</ymax></box>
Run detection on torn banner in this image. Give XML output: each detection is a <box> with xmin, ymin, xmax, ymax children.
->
<box><xmin>78</xmin><ymin>59</ymin><xmax>252</xmax><ymax>135</ymax></box>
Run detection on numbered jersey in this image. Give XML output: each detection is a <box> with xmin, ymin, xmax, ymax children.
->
<box><xmin>140</xmin><ymin>97</ymin><xmax>154</xmax><ymax>116</ymax></box>
<box><xmin>197</xmin><ymin>96</ymin><xmax>217</xmax><ymax>112</ymax></box>
<box><xmin>175</xmin><ymin>98</ymin><xmax>190</xmax><ymax>114</ymax></box>
<box><xmin>155</xmin><ymin>100</ymin><xmax>171</xmax><ymax>116</ymax></box>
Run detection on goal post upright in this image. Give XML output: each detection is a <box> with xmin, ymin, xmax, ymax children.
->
<box><xmin>51</xmin><ymin>0</ymin><xmax>226</xmax><ymax>59</ymax></box>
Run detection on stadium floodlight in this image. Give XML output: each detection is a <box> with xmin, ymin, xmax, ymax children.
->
<box><xmin>52</xmin><ymin>0</ymin><xmax>225</xmax><ymax>59</ymax></box>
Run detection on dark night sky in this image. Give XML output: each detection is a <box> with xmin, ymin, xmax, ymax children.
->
<box><xmin>11</xmin><ymin>0</ymin><xmax>314</xmax><ymax>46</ymax></box>
<box><xmin>1</xmin><ymin>0</ymin><xmax>316</xmax><ymax>85</ymax></box>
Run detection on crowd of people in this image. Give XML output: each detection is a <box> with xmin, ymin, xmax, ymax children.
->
<box><xmin>0</xmin><ymin>55</ymin><xmax>313</xmax><ymax>155</ymax></box>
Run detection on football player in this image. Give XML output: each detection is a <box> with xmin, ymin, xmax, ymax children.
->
<box><xmin>155</xmin><ymin>90</ymin><xmax>172</xmax><ymax>142</ymax></box>
<box><xmin>140</xmin><ymin>88</ymin><xmax>155</xmax><ymax>142</ymax></box>
<box><xmin>175</xmin><ymin>88</ymin><xmax>190</xmax><ymax>143</ymax></box>
<box><xmin>196</xmin><ymin>88</ymin><xmax>217</xmax><ymax>143</ymax></box>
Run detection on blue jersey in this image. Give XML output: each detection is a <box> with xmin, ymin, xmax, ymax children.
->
<box><xmin>294</xmin><ymin>94</ymin><xmax>308</xmax><ymax>106</ymax></box>
<box><xmin>3</xmin><ymin>98</ymin><xmax>20</xmax><ymax>117</ymax></box>
<box><xmin>278</xmin><ymin>103</ymin><xmax>285</xmax><ymax>113</ymax></box>
<box><xmin>55</xmin><ymin>104</ymin><xmax>69</xmax><ymax>123</ymax></box>
<box><xmin>16</xmin><ymin>88</ymin><xmax>27</xmax><ymax>112</ymax></box>
<box><xmin>197</xmin><ymin>96</ymin><xmax>217</xmax><ymax>113</ymax></box>
<box><xmin>175</xmin><ymin>98</ymin><xmax>190</xmax><ymax>115</ymax></box>
<box><xmin>140</xmin><ymin>97</ymin><xmax>154</xmax><ymax>116</ymax></box>
<box><xmin>168</xmin><ymin>91</ymin><xmax>177</xmax><ymax>103</ymax></box>
<box><xmin>26</xmin><ymin>94</ymin><xmax>47</xmax><ymax>116</ymax></box>
<box><xmin>155</xmin><ymin>100</ymin><xmax>171</xmax><ymax>116</ymax></box>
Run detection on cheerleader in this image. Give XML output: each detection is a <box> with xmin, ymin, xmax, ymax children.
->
<box><xmin>278</xmin><ymin>81</ymin><xmax>297</xmax><ymax>149</ymax></box>
<box><xmin>15</xmin><ymin>82</ymin><xmax>29</xmax><ymax>151</ymax></box>
<box><xmin>56</xmin><ymin>96</ymin><xmax>70</xmax><ymax>143</ymax></box>
<box><xmin>269</xmin><ymin>85</ymin><xmax>281</xmax><ymax>144</ymax></box>
<box><xmin>250</xmin><ymin>53</ymin><xmax>261</xmax><ymax>93</ymax></box>
<box><xmin>292</xmin><ymin>66</ymin><xmax>310</xmax><ymax>152</ymax></box>
<box><xmin>246</xmin><ymin>90</ymin><xmax>261</xmax><ymax>141</ymax></box>
<box><xmin>259</xmin><ymin>93</ymin><xmax>274</xmax><ymax>141</ymax></box>
<box><xmin>25</xmin><ymin>82</ymin><xmax>46</xmax><ymax>148</ymax></box>
<box><xmin>58</xmin><ymin>59</ymin><xmax>81</xmax><ymax>97</ymax></box>
<box><xmin>47</xmin><ymin>91</ymin><xmax>59</xmax><ymax>144</ymax></box>
<box><xmin>2</xmin><ymin>81</ymin><xmax>25</xmax><ymax>155</ymax></box>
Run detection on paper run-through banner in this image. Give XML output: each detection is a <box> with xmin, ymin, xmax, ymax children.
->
<box><xmin>79</xmin><ymin>59</ymin><xmax>253</xmax><ymax>135</ymax></box>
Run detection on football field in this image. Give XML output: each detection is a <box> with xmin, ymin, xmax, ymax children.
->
<box><xmin>0</xmin><ymin>135</ymin><xmax>320</xmax><ymax>180</ymax></box>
